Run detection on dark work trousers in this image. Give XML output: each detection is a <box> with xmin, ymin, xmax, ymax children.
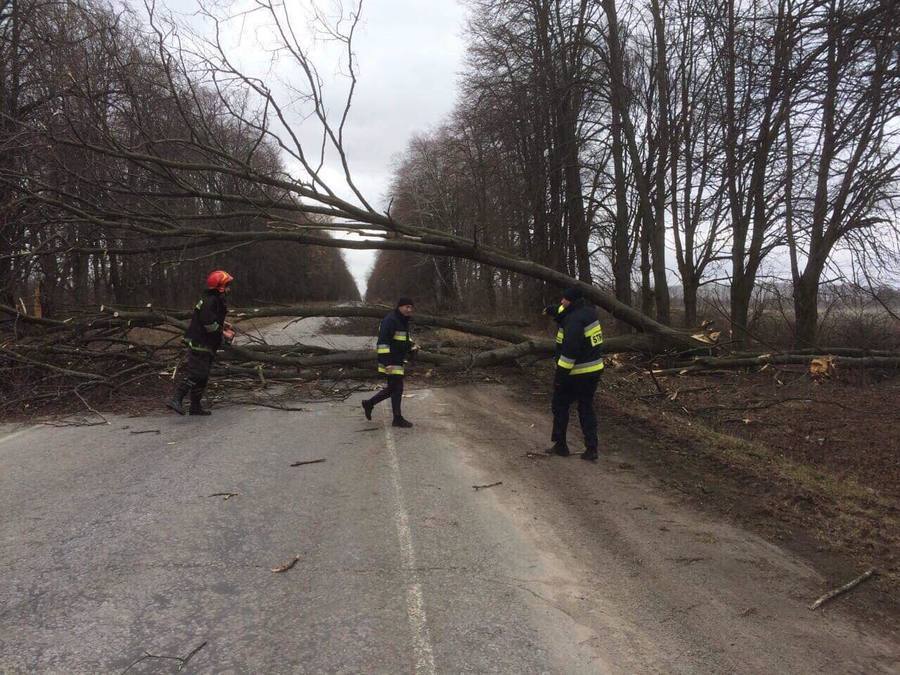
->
<box><xmin>183</xmin><ymin>350</ymin><xmax>215</xmax><ymax>401</ymax></box>
<box><xmin>551</xmin><ymin>374</ymin><xmax>600</xmax><ymax>450</ymax></box>
<box><xmin>369</xmin><ymin>375</ymin><xmax>404</xmax><ymax>418</ymax></box>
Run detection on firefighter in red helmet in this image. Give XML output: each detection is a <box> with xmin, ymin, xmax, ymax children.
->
<box><xmin>166</xmin><ymin>270</ymin><xmax>234</xmax><ymax>416</ymax></box>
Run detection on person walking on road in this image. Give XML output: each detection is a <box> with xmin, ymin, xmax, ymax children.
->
<box><xmin>362</xmin><ymin>297</ymin><xmax>418</xmax><ymax>427</ymax></box>
<box><xmin>544</xmin><ymin>287</ymin><xmax>604</xmax><ymax>461</ymax></box>
<box><xmin>166</xmin><ymin>270</ymin><xmax>235</xmax><ymax>416</ymax></box>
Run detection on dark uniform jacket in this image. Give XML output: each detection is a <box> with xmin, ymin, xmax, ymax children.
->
<box><xmin>554</xmin><ymin>300</ymin><xmax>604</xmax><ymax>378</ymax></box>
<box><xmin>545</xmin><ymin>303</ymin><xmax>566</xmax><ymax>358</ymax></box>
<box><xmin>184</xmin><ymin>290</ymin><xmax>228</xmax><ymax>353</ymax></box>
<box><xmin>376</xmin><ymin>309</ymin><xmax>412</xmax><ymax>376</ymax></box>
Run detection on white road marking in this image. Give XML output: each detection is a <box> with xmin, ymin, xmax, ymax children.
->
<box><xmin>0</xmin><ymin>427</ymin><xmax>30</xmax><ymax>447</ymax></box>
<box><xmin>384</xmin><ymin>422</ymin><xmax>437</xmax><ymax>675</ymax></box>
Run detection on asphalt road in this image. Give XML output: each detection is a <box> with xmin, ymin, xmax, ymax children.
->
<box><xmin>1</xmin><ymin>383</ymin><xmax>897</xmax><ymax>673</ymax></box>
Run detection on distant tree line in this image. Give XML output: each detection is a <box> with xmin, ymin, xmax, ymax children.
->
<box><xmin>0</xmin><ymin>0</ymin><xmax>358</xmax><ymax>315</ymax></box>
<box><xmin>368</xmin><ymin>0</ymin><xmax>900</xmax><ymax>347</ymax></box>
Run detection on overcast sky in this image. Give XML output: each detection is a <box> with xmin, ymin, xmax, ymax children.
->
<box><xmin>153</xmin><ymin>0</ymin><xmax>470</xmax><ymax>297</ymax></box>
<box><xmin>325</xmin><ymin>1</ymin><xmax>469</xmax><ymax>296</ymax></box>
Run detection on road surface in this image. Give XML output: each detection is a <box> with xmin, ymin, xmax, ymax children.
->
<box><xmin>1</xmin><ymin>373</ymin><xmax>897</xmax><ymax>671</ymax></box>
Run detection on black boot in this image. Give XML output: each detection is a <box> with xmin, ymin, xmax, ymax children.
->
<box><xmin>545</xmin><ymin>443</ymin><xmax>570</xmax><ymax>457</ymax></box>
<box><xmin>392</xmin><ymin>416</ymin><xmax>413</xmax><ymax>428</ymax></box>
<box><xmin>166</xmin><ymin>380</ymin><xmax>191</xmax><ymax>415</ymax></box>
<box><xmin>189</xmin><ymin>393</ymin><xmax>211</xmax><ymax>416</ymax></box>
<box><xmin>580</xmin><ymin>447</ymin><xmax>599</xmax><ymax>462</ymax></box>
<box><xmin>362</xmin><ymin>399</ymin><xmax>374</xmax><ymax>421</ymax></box>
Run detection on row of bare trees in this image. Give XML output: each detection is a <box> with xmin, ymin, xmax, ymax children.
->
<box><xmin>2</xmin><ymin>0</ymin><xmax>897</xmax><ymax>353</ymax></box>
<box><xmin>368</xmin><ymin>0</ymin><xmax>900</xmax><ymax>348</ymax></box>
<box><xmin>0</xmin><ymin>0</ymin><xmax>358</xmax><ymax>316</ymax></box>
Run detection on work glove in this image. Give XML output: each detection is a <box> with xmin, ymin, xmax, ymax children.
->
<box><xmin>410</xmin><ymin>342</ymin><xmax>420</xmax><ymax>353</ymax></box>
<box><xmin>223</xmin><ymin>328</ymin><xmax>236</xmax><ymax>344</ymax></box>
<box><xmin>542</xmin><ymin>304</ymin><xmax>557</xmax><ymax>317</ymax></box>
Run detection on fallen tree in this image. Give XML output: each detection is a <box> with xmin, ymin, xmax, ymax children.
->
<box><xmin>653</xmin><ymin>353</ymin><xmax>900</xmax><ymax>376</ymax></box>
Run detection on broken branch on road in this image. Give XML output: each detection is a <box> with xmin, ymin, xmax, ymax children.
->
<box><xmin>290</xmin><ymin>458</ymin><xmax>326</xmax><ymax>467</ymax></box>
<box><xmin>473</xmin><ymin>481</ymin><xmax>503</xmax><ymax>490</ymax></box>
<box><xmin>120</xmin><ymin>640</ymin><xmax>208</xmax><ymax>673</ymax></box>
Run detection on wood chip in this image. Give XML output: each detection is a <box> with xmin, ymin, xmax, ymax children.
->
<box><xmin>271</xmin><ymin>555</ymin><xmax>301</xmax><ymax>573</ymax></box>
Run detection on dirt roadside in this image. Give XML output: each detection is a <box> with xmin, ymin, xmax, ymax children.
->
<box><xmin>429</xmin><ymin>383</ymin><xmax>899</xmax><ymax>671</ymax></box>
<box><xmin>456</xmin><ymin>366</ymin><xmax>900</xmax><ymax>633</ymax></box>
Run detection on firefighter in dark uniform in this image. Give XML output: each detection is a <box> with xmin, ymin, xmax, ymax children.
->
<box><xmin>361</xmin><ymin>297</ymin><xmax>417</xmax><ymax>427</ymax></box>
<box><xmin>166</xmin><ymin>270</ymin><xmax>234</xmax><ymax>416</ymax></box>
<box><xmin>544</xmin><ymin>287</ymin><xmax>604</xmax><ymax>460</ymax></box>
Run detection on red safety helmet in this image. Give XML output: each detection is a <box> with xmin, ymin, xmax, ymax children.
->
<box><xmin>206</xmin><ymin>270</ymin><xmax>234</xmax><ymax>292</ymax></box>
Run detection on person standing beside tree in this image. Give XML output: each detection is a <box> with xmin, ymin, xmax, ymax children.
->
<box><xmin>544</xmin><ymin>287</ymin><xmax>604</xmax><ymax>461</ymax></box>
<box><xmin>166</xmin><ymin>270</ymin><xmax>235</xmax><ymax>416</ymax></box>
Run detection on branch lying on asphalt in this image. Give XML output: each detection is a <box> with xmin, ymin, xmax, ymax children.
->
<box><xmin>289</xmin><ymin>458</ymin><xmax>326</xmax><ymax>467</ymax></box>
<box><xmin>120</xmin><ymin>640</ymin><xmax>208</xmax><ymax>673</ymax></box>
<box><xmin>473</xmin><ymin>481</ymin><xmax>503</xmax><ymax>490</ymax></box>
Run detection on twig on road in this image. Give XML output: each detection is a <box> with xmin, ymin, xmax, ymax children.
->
<box><xmin>74</xmin><ymin>387</ymin><xmax>110</xmax><ymax>425</ymax></box>
<box><xmin>290</xmin><ymin>458</ymin><xmax>326</xmax><ymax>467</ymax></box>
<box><xmin>271</xmin><ymin>555</ymin><xmax>301</xmax><ymax>573</ymax></box>
<box><xmin>120</xmin><ymin>640</ymin><xmax>208</xmax><ymax>673</ymax></box>
<box><xmin>206</xmin><ymin>492</ymin><xmax>239</xmax><ymax>501</ymax></box>
<box><xmin>809</xmin><ymin>568</ymin><xmax>877</xmax><ymax>610</ymax></box>
<box><xmin>129</xmin><ymin>429</ymin><xmax>160</xmax><ymax>435</ymax></box>
<box><xmin>473</xmin><ymin>481</ymin><xmax>503</xmax><ymax>490</ymax></box>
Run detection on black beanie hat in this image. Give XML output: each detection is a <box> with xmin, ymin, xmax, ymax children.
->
<box><xmin>562</xmin><ymin>287</ymin><xmax>583</xmax><ymax>302</ymax></box>
<box><xmin>396</xmin><ymin>297</ymin><xmax>415</xmax><ymax>308</ymax></box>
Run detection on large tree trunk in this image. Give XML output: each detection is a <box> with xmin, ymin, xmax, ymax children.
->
<box><xmin>560</xmin><ymin>106</ymin><xmax>592</xmax><ymax>283</ymax></box>
<box><xmin>730</xmin><ymin>274</ymin><xmax>753</xmax><ymax>348</ymax></box>
<box><xmin>683</xmin><ymin>277</ymin><xmax>699</xmax><ymax>328</ymax></box>
<box><xmin>611</xmin><ymin>106</ymin><xmax>634</xmax><ymax>332</ymax></box>
<box><xmin>649</xmin><ymin>0</ymin><xmax>671</xmax><ymax>325</ymax></box>
<box><xmin>793</xmin><ymin>273</ymin><xmax>820</xmax><ymax>350</ymax></box>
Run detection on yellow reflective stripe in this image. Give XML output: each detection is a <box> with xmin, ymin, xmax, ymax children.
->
<box><xmin>394</xmin><ymin>335</ymin><xmax>408</xmax><ymax>341</ymax></box>
<box><xmin>583</xmin><ymin>321</ymin><xmax>602</xmax><ymax>338</ymax></box>
<box><xmin>557</xmin><ymin>356</ymin><xmax>575</xmax><ymax>369</ymax></box>
<box><xmin>555</xmin><ymin>329</ymin><xmax>564</xmax><ymax>344</ymax></box>
<box><xmin>556</xmin><ymin>305</ymin><xmax>564</xmax><ymax>314</ymax></box>
<box><xmin>380</xmin><ymin>365</ymin><xmax>405</xmax><ymax>375</ymax></box>
<box><xmin>377</xmin><ymin>348</ymin><xmax>390</xmax><ymax>354</ymax></box>
<box><xmin>394</xmin><ymin>331</ymin><xmax>408</xmax><ymax>338</ymax></box>
<box><xmin>194</xmin><ymin>299</ymin><xmax>203</xmax><ymax>310</ymax></box>
<box><xmin>571</xmin><ymin>359</ymin><xmax>604</xmax><ymax>375</ymax></box>
<box><xmin>184</xmin><ymin>338</ymin><xmax>211</xmax><ymax>353</ymax></box>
